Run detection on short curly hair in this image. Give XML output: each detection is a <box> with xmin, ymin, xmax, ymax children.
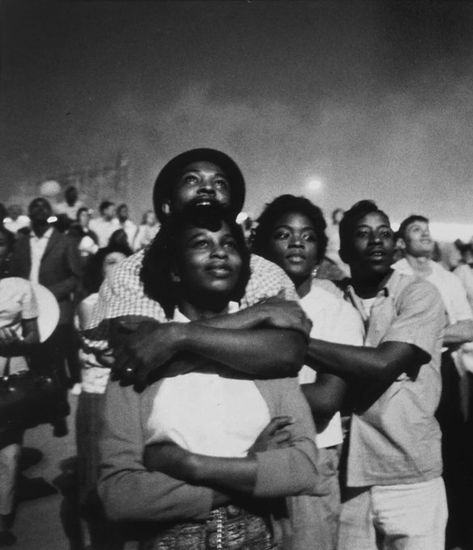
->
<box><xmin>252</xmin><ymin>194</ymin><xmax>328</xmax><ymax>263</ymax></box>
<box><xmin>140</xmin><ymin>206</ymin><xmax>251</xmax><ymax>319</ymax></box>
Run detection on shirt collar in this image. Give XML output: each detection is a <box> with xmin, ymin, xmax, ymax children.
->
<box><xmin>393</xmin><ymin>257</ymin><xmax>443</xmax><ymax>278</ymax></box>
<box><xmin>30</xmin><ymin>226</ymin><xmax>54</xmax><ymax>239</ymax></box>
<box><xmin>173</xmin><ymin>301</ymin><xmax>239</xmax><ymax>323</ymax></box>
<box><xmin>342</xmin><ymin>272</ymin><xmax>394</xmax><ymax>326</ymax></box>
<box><xmin>342</xmin><ymin>275</ymin><xmax>391</xmax><ymax>301</ymax></box>
<box><xmin>392</xmin><ymin>258</ymin><xmax>413</xmax><ymax>275</ymax></box>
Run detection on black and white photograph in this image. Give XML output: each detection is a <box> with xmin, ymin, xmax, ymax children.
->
<box><xmin>1</xmin><ymin>1</ymin><xmax>473</xmax><ymax>549</ymax></box>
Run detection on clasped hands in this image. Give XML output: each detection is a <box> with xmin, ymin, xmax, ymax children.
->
<box><xmin>110</xmin><ymin>297</ymin><xmax>311</xmax><ymax>389</ymax></box>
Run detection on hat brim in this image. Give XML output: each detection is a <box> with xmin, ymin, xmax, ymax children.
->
<box><xmin>153</xmin><ymin>148</ymin><xmax>246</xmax><ymax>222</ymax></box>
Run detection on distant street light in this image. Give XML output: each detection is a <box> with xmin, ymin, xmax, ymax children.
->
<box><xmin>305</xmin><ymin>177</ymin><xmax>323</xmax><ymax>194</ymax></box>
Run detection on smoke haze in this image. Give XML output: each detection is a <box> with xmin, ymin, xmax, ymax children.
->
<box><xmin>1</xmin><ymin>1</ymin><xmax>472</xmax><ymax>222</ymax></box>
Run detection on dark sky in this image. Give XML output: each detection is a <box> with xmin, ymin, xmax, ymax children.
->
<box><xmin>1</xmin><ymin>0</ymin><xmax>473</xmax><ymax>222</ymax></box>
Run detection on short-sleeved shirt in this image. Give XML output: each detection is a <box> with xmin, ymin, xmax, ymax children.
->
<box><xmin>84</xmin><ymin>251</ymin><xmax>298</xmax><ymax>350</ymax></box>
<box><xmin>393</xmin><ymin>258</ymin><xmax>472</xmax><ymax>325</ymax></box>
<box><xmin>89</xmin><ymin>217</ymin><xmax>120</xmax><ymax>248</ymax></box>
<box><xmin>146</xmin><ymin>305</ymin><xmax>271</xmax><ymax>457</ymax></box>
<box><xmin>343</xmin><ymin>270</ymin><xmax>445</xmax><ymax>487</ymax></box>
<box><xmin>0</xmin><ymin>277</ymin><xmax>38</xmax><ymax>374</ymax></box>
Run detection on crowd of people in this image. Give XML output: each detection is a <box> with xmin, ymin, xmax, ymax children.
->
<box><xmin>0</xmin><ymin>148</ymin><xmax>473</xmax><ymax>550</ymax></box>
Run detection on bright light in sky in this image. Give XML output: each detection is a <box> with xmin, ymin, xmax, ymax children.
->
<box><xmin>305</xmin><ymin>177</ymin><xmax>323</xmax><ymax>194</ymax></box>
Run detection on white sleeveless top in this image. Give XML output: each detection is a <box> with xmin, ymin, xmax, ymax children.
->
<box><xmin>145</xmin><ymin>305</ymin><xmax>271</xmax><ymax>457</ymax></box>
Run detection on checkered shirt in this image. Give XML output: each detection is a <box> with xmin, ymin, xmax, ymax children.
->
<box><xmin>83</xmin><ymin>250</ymin><xmax>298</xmax><ymax>350</ymax></box>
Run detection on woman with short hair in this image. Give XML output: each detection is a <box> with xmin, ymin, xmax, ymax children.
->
<box><xmin>253</xmin><ymin>195</ymin><xmax>364</xmax><ymax>550</ymax></box>
<box><xmin>98</xmin><ymin>206</ymin><xmax>320</xmax><ymax>549</ymax></box>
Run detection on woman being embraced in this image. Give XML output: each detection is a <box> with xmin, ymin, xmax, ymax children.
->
<box><xmin>98</xmin><ymin>205</ymin><xmax>319</xmax><ymax>549</ymax></box>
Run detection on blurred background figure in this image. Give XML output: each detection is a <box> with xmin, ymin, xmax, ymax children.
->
<box><xmin>437</xmin><ymin>241</ymin><xmax>462</xmax><ymax>272</ymax></box>
<box><xmin>0</xmin><ymin>227</ymin><xmax>13</xmax><ymax>278</ymax></box>
<box><xmin>454</xmin><ymin>240</ymin><xmax>473</xmax><ymax>311</ymax></box>
<box><xmin>3</xmin><ymin>205</ymin><xmax>30</xmax><ymax>236</ymax></box>
<box><xmin>116</xmin><ymin>203</ymin><xmax>137</xmax><ymax>250</ymax></box>
<box><xmin>38</xmin><ymin>180</ymin><xmax>62</xmax><ymax>214</ymax></box>
<box><xmin>133</xmin><ymin>210</ymin><xmax>159</xmax><ymax>251</ymax></box>
<box><xmin>73</xmin><ymin>244</ymin><xmax>131</xmax><ymax>550</ymax></box>
<box><xmin>0</xmin><ymin>204</ymin><xmax>7</xmax><ymax>229</ymax></box>
<box><xmin>0</xmin><ymin>225</ymin><xmax>40</xmax><ymax>546</ymax></box>
<box><xmin>69</xmin><ymin>208</ymin><xmax>99</xmax><ymax>262</ymax></box>
<box><xmin>107</xmin><ymin>229</ymin><xmax>133</xmax><ymax>256</ymax></box>
<box><xmin>9</xmin><ymin>198</ymin><xmax>83</xmax><ymax>399</ymax></box>
<box><xmin>54</xmin><ymin>186</ymin><xmax>85</xmax><ymax>226</ymax></box>
<box><xmin>324</xmin><ymin>208</ymin><xmax>350</xmax><ymax>278</ymax></box>
<box><xmin>236</xmin><ymin>212</ymin><xmax>254</xmax><ymax>246</ymax></box>
<box><xmin>38</xmin><ymin>180</ymin><xmax>61</xmax><ymax>200</ymax></box>
<box><xmin>394</xmin><ymin>214</ymin><xmax>473</xmax><ymax>550</ymax></box>
<box><xmin>89</xmin><ymin>201</ymin><xmax>118</xmax><ymax>248</ymax></box>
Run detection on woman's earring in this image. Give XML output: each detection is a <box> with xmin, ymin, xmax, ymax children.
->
<box><xmin>162</xmin><ymin>202</ymin><xmax>171</xmax><ymax>216</ymax></box>
<box><xmin>312</xmin><ymin>267</ymin><xmax>318</xmax><ymax>279</ymax></box>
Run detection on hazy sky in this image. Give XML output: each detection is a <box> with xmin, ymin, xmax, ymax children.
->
<box><xmin>1</xmin><ymin>1</ymin><xmax>473</xmax><ymax>222</ymax></box>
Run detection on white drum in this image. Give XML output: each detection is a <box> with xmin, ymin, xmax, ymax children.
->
<box><xmin>31</xmin><ymin>283</ymin><xmax>60</xmax><ymax>342</ymax></box>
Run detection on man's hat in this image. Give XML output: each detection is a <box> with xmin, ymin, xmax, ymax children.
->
<box><xmin>153</xmin><ymin>148</ymin><xmax>246</xmax><ymax>222</ymax></box>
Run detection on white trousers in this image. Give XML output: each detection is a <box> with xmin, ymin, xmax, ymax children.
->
<box><xmin>337</xmin><ymin>477</ymin><xmax>448</xmax><ymax>550</ymax></box>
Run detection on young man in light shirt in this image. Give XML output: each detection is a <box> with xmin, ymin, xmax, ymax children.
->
<box><xmin>394</xmin><ymin>214</ymin><xmax>473</xmax><ymax>550</ymax></box>
<box><xmin>394</xmin><ymin>215</ymin><xmax>473</xmax><ymax>346</ymax></box>
<box><xmin>306</xmin><ymin>201</ymin><xmax>446</xmax><ymax>550</ymax></box>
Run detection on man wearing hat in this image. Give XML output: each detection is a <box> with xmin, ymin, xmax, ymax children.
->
<box><xmin>85</xmin><ymin>149</ymin><xmax>310</xmax><ymax>383</ymax></box>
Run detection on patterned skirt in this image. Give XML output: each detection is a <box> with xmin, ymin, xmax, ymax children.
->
<box><xmin>140</xmin><ymin>504</ymin><xmax>277</xmax><ymax>550</ymax></box>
